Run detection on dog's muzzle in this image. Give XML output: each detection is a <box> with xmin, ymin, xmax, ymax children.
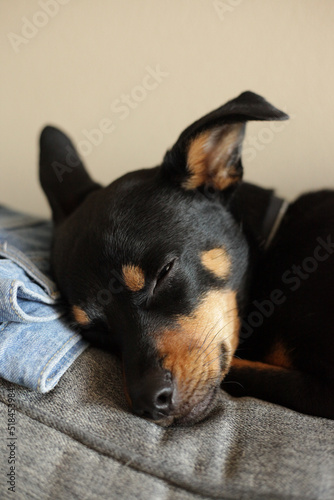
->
<box><xmin>129</xmin><ymin>367</ymin><xmax>175</xmax><ymax>421</ymax></box>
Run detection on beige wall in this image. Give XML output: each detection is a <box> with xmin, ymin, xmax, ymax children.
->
<box><xmin>1</xmin><ymin>0</ymin><xmax>334</xmax><ymax>217</ymax></box>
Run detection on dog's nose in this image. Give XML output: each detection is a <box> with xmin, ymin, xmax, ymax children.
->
<box><xmin>130</xmin><ymin>369</ymin><xmax>174</xmax><ymax>420</ymax></box>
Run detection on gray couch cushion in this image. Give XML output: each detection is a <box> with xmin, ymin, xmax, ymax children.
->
<box><xmin>0</xmin><ymin>347</ymin><xmax>333</xmax><ymax>499</ymax></box>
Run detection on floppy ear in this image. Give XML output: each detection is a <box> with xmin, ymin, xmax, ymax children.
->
<box><xmin>39</xmin><ymin>126</ymin><xmax>101</xmax><ymax>225</ymax></box>
<box><xmin>162</xmin><ymin>91</ymin><xmax>289</xmax><ymax>192</ymax></box>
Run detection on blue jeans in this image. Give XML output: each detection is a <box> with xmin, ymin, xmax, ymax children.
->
<box><xmin>0</xmin><ymin>205</ymin><xmax>88</xmax><ymax>392</ymax></box>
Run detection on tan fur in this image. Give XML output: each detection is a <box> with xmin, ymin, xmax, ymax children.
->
<box><xmin>122</xmin><ymin>264</ymin><xmax>145</xmax><ymax>292</ymax></box>
<box><xmin>231</xmin><ymin>357</ymin><xmax>291</xmax><ymax>371</ymax></box>
<box><xmin>157</xmin><ymin>290</ymin><xmax>240</xmax><ymax>417</ymax></box>
<box><xmin>263</xmin><ymin>341</ymin><xmax>293</xmax><ymax>369</ymax></box>
<box><xmin>182</xmin><ymin>131</ymin><xmax>211</xmax><ymax>190</ymax></box>
<box><xmin>72</xmin><ymin>305</ymin><xmax>90</xmax><ymax>326</ymax></box>
<box><xmin>201</xmin><ymin>248</ymin><xmax>231</xmax><ymax>280</ymax></box>
<box><xmin>182</xmin><ymin>124</ymin><xmax>243</xmax><ymax>190</ymax></box>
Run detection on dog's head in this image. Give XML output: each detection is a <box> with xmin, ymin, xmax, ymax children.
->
<box><xmin>40</xmin><ymin>91</ymin><xmax>288</xmax><ymax>425</ymax></box>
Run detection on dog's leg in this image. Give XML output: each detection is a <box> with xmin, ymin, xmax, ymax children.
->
<box><xmin>222</xmin><ymin>358</ymin><xmax>334</xmax><ymax>419</ymax></box>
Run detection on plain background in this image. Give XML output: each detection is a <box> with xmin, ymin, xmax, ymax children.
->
<box><xmin>1</xmin><ymin>0</ymin><xmax>334</xmax><ymax>217</ymax></box>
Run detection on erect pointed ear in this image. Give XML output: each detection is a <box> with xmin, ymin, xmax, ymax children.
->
<box><xmin>162</xmin><ymin>91</ymin><xmax>289</xmax><ymax>192</ymax></box>
<box><xmin>39</xmin><ymin>126</ymin><xmax>101</xmax><ymax>224</ymax></box>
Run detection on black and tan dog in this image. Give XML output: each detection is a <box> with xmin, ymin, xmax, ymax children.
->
<box><xmin>39</xmin><ymin>91</ymin><xmax>334</xmax><ymax>425</ymax></box>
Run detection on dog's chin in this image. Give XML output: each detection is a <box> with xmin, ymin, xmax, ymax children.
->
<box><xmin>152</xmin><ymin>387</ymin><xmax>219</xmax><ymax>428</ymax></box>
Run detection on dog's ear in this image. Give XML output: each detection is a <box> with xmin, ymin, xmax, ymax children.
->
<box><xmin>39</xmin><ymin>126</ymin><xmax>101</xmax><ymax>224</ymax></box>
<box><xmin>162</xmin><ymin>91</ymin><xmax>288</xmax><ymax>193</ymax></box>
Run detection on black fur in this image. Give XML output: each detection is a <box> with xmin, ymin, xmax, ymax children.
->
<box><xmin>39</xmin><ymin>91</ymin><xmax>334</xmax><ymax>424</ymax></box>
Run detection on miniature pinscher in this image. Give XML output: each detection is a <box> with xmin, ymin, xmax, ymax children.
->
<box><xmin>39</xmin><ymin>91</ymin><xmax>334</xmax><ymax>425</ymax></box>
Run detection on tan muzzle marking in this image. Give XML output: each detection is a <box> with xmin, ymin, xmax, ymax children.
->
<box><xmin>157</xmin><ymin>290</ymin><xmax>240</xmax><ymax>410</ymax></box>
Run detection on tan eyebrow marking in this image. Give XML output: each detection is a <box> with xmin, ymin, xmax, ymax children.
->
<box><xmin>201</xmin><ymin>247</ymin><xmax>231</xmax><ymax>280</ymax></box>
<box><xmin>122</xmin><ymin>264</ymin><xmax>145</xmax><ymax>292</ymax></box>
<box><xmin>72</xmin><ymin>305</ymin><xmax>90</xmax><ymax>326</ymax></box>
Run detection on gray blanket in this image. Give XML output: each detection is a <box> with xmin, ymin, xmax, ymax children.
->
<box><xmin>0</xmin><ymin>347</ymin><xmax>333</xmax><ymax>499</ymax></box>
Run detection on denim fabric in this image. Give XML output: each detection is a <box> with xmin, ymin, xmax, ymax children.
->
<box><xmin>0</xmin><ymin>205</ymin><xmax>88</xmax><ymax>393</ymax></box>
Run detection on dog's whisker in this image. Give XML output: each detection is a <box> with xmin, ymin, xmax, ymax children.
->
<box><xmin>221</xmin><ymin>381</ymin><xmax>245</xmax><ymax>390</ymax></box>
<box><xmin>199</xmin><ymin>318</ymin><xmax>237</xmax><ymax>358</ymax></box>
<box><xmin>191</xmin><ymin>317</ymin><xmax>223</xmax><ymax>360</ymax></box>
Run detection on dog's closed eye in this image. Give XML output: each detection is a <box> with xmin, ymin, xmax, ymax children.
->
<box><xmin>154</xmin><ymin>259</ymin><xmax>176</xmax><ymax>292</ymax></box>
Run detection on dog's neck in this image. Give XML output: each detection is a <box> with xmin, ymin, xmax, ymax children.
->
<box><xmin>230</xmin><ymin>181</ymin><xmax>287</xmax><ymax>257</ymax></box>
<box><xmin>229</xmin><ymin>182</ymin><xmax>288</xmax><ymax>316</ymax></box>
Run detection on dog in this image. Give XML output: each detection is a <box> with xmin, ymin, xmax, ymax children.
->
<box><xmin>39</xmin><ymin>91</ymin><xmax>334</xmax><ymax>425</ymax></box>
